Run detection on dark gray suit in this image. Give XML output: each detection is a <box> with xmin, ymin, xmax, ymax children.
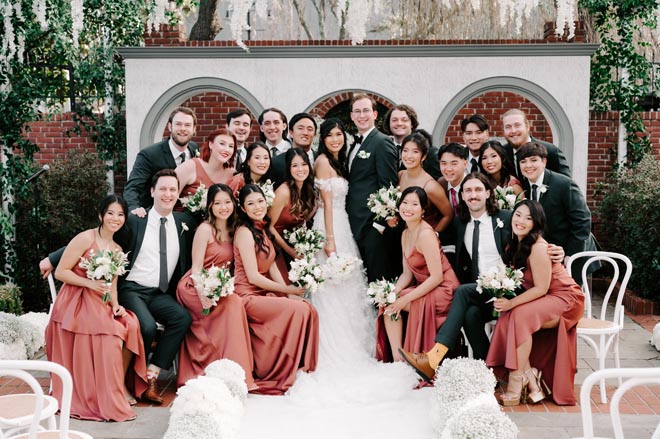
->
<box><xmin>123</xmin><ymin>139</ymin><xmax>199</xmax><ymax>212</ymax></box>
<box><xmin>435</xmin><ymin>210</ymin><xmax>513</xmax><ymax>360</ymax></box>
<box><xmin>505</xmin><ymin>137</ymin><xmax>571</xmax><ymax>181</ymax></box>
<box><xmin>346</xmin><ymin>128</ymin><xmax>398</xmax><ymax>282</ymax></box>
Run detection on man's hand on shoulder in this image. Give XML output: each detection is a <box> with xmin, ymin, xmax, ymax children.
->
<box><xmin>131</xmin><ymin>207</ymin><xmax>147</xmax><ymax>218</ymax></box>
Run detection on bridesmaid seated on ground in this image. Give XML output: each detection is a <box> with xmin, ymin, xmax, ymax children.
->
<box><xmin>233</xmin><ymin>184</ymin><xmax>319</xmax><ymax>395</ymax></box>
<box><xmin>269</xmin><ymin>148</ymin><xmax>318</xmax><ymax>282</ymax></box>
<box><xmin>45</xmin><ymin>194</ymin><xmax>147</xmax><ymax>422</ymax></box>
<box><xmin>175</xmin><ymin>183</ymin><xmax>256</xmax><ymax>390</ymax></box>
<box><xmin>376</xmin><ymin>186</ymin><xmax>460</xmax><ymax>362</ymax></box>
<box><xmin>396</xmin><ymin>133</ymin><xmax>453</xmax><ymax>233</ymax></box>
<box><xmin>486</xmin><ymin>200</ymin><xmax>584</xmax><ymax>406</ymax></box>
<box><xmin>478</xmin><ymin>140</ymin><xmax>524</xmax><ymax>197</ymax></box>
<box><xmin>175</xmin><ymin>129</ymin><xmax>237</xmax><ymax>213</ymax></box>
<box><xmin>227</xmin><ymin>141</ymin><xmax>272</xmax><ymax>196</ymax></box>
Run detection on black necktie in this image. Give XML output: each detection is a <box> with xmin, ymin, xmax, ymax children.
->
<box><xmin>270</xmin><ymin>146</ymin><xmax>278</xmax><ymax>157</ymax></box>
<box><xmin>514</xmin><ymin>151</ymin><xmax>521</xmax><ymax>178</ymax></box>
<box><xmin>159</xmin><ymin>217</ymin><xmax>169</xmax><ymax>293</ymax></box>
<box><xmin>531</xmin><ymin>184</ymin><xmax>538</xmax><ymax>202</ymax></box>
<box><xmin>178</xmin><ymin>152</ymin><xmax>186</xmax><ymax>165</ymax></box>
<box><xmin>471</xmin><ymin>158</ymin><xmax>479</xmax><ymax>174</ymax></box>
<box><xmin>472</xmin><ymin>220</ymin><xmax>480</xmax><ymax>280</ymax></box>
<box><xmin>235</xmin><ymin>150</ymin><xmax>243</xmax><ymax>171</ymax></box>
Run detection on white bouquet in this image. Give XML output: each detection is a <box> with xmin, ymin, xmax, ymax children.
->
<box><xmin>321</xmin><ymin>253</ymin><xmax>360</xmax><ymax>283</ymax></box>
<box><xmin>493</xmin><ymin>185</ymin><xmax>521</xmax><ymax>210</ymax></box>
<box><xmin>283</xmin><ymin>224</ymin><xmax>325</xmax><ymax>258</ymax></box>
<box><xmin>78</xmin><ymin>249</ymin><xmax>129</xmax><ymax>302</ymax></box>
<box><xmin>257</xmin><ymin>179</ymin><xmax>275</xmax><ymax>207</ymax></box>
<box><xmin>288</xmin><ymin>257</ymin><xmax>324</xmax><ymax>298</ymax></box>
<box><xmin>191</xmin><ymin>265</ymin><xmax>234</xmax><ymax>315</ymax></box>
<box><xmin>366</xmin><ymin>279</ymin><xmax>399</xmax><ymax>320</ymax></box>
<box><xmin>367</xmin><ymin>183</ymin><xmax>401</xmax><ymax>221</ymax></box>
<box><xmin>476</xmin><ymin>263</ymin><xmax>524</xmax><ymax>316</ymax></box>
<box><xmin>180</xmin><ymin>183</ymin><xmax>209</xmax><ymax>213</ymax></box>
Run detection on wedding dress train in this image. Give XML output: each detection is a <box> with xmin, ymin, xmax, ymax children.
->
<box><xmin>285</xmin><ymin>177</ymin><xmax>418</xmax><ymax>405</ymax></box>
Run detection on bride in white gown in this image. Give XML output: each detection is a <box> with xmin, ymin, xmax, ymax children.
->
<box><xmin>286</xmin><ymin>118</ymin><xmax>417</xmax><ymax>405</ymax></box>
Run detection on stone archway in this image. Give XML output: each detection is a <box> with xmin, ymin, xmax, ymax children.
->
<box><xmin>433</xmin><ymin>76</ymin><xmax>575</xmax><ymax>166</ymax></box>
<box><xmin>307</xmin><ymin>89</ymin><xmax>394</xmax><ymax>118</ymax></box>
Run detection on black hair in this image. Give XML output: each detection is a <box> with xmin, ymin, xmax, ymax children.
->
<box><xmin>284</xmin><ymin>148</ymin><xmax>317</xmax><ymax>220</ymax></box>
<box><xmin>504</xmin><ymin>200</ymin><xmax>546</xmax><ymax>269</ymax></box>
<box><xmin>478</xmin><ymin>140</ymin><xmax>515</xmax><ymax>187</ymax></box>
<box><xmin>438</xmin><ymin>142</ymin><xmax>468</xmax><ymax>161</ymax></box>
<box><xmin>98</xmin><ymin>194</ymin><xmax>128</xmax><ymax>234</ymax></box>
<box><xmin>240</xmin><ymin>141</ymin><xmax>272</xmax><ymax>184</ymax></box>
<box><xmin>456</xmin><ymin>173</ymin><xmax>499</xmax><ymax>222</ymax></box>
<box><xmin>237</xmin><ymin>184</ymin><xmax>274</xmax><ymax>257</ymax></box>
<box><xmin>205</xmin><ymin>183</ymin><xmax>237</xmax><ymax>242</ymax></box>
<box><xmin>318</xmin><ymin>118</ymin><xmax>349</xmax><ymax>179</ymax></box>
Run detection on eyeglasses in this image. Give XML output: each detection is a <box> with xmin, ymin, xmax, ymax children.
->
<box><xmin>352</xmin><ymin>109</ymin><xmax>373</xmax><ymax>115</ymax></box>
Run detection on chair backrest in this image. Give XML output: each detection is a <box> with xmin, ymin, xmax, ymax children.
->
<box><xmin>566</xmin><ymin>251</ymin><xmax>632</xmax><ymax>327</ymax></box>
<box><xmin>578</xmin><ymin>367</ymin><xmax>660</xmax><ymax>439</ymax></box>
<box><xmin>0</xmin><ymin>360</ymin><xmax>73</xmax><ymax>439</ymax></box>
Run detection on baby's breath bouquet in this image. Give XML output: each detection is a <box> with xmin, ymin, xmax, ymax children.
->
<box><xmin>79</xmin><ymin>249</ymin><xmax>129</xmax><ymax>302</ymax></box>
<box><xmin>366</xmin><ymin>279</ymin><xmax>399</xmax><ymax>321</ymax></box>
<box><xmin>257</xmin><ymin>179</ymin><xmax>275</xmax><ymax>207</ymax></box>
<box><xmin>321</xmin><ymin>253</ymin><xmax>361</xmax><ymax>283</ymax></box>
<box><xmin>493</xmin><ymin>185</ymin><xmax>522</xmax><ymax>210</ymax></box>
<box><xmin>476</xmin><ymin>264</ymin><xmax>524</xmax><ymax>316</ymax></box>
<box><xmin>367</xmin><ymin>184</ymin><xmax>401</xmax><ymax>221</ymax></box>
<box><xmin>191</xmin><ymin>264</ymin><xmax>235</xmax><ymax>315</ymax></box>
<box><xmin>283</xmin><ymin>224</ymin><xmax>325</xmax><ymax>258</ymax></box>
<box><xmin>180</xmin><ymin>183</ymin><xmax>209</xmax><ymax>213</ymax></box>
<box><xmin>288</xmin><ymin>257</ymin><xmax>324</xmax><ymax>298</ymax></box>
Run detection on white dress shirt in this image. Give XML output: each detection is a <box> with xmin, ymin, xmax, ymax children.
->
<box><xmin>267</xmin><ymin>139</ymin><xmax>291</xmax><ymax>157</ymax></box>
<box><xmin>348</xmin><ymin>126</ymin><xmax>375</xmax><ymax>171</ymax></box>
<box><xmin>126</xmin><ymin>209</ymin><xmax>180</xmax><ymax>288</ymax></box>
<box><xmin>169</xmin><ymin>139</ymin><xmax>191</xmax><ymax>166</ymax></box>
<box><xmin>528</xmin><ymin>174</ymin><xmax>545</xmax><ymax>201</ymax></box>
<box><xmin>464</xmin><ymin>212</ymin><xmax>504</xmax><ymax>274</ymax></box>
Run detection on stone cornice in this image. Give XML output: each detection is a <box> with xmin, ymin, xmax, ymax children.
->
<box><xmin>119</xmin><ymin>43</ymin><xmax>599</xmax><ymax>59</ymax></box>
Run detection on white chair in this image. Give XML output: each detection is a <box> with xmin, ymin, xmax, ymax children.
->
<box><xmin>462</xmin><ymin>319</ymin><xmax>497</xmax><ymax>359</ymax></box>
<box><xmin>1</xmin><ymin>360</ymin><xmax>93</xmax><ymax>439</ymax></box>
<box><xmin>567</xmin><ymin>251</ymin><xmax>633</xmax><ymax>404</ymax></box>
<box><xmin>574</xmin><ymin>367</ymin><xmax>660</xmax><ymax>439</ymax></box>
<box><xmin>0</xmin><ymin>369</ymin><xmax>57</xmax><ymax>437</ymax></box>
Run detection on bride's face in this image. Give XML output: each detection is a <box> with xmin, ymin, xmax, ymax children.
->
<box><xmin>323</xmin><ymin>127</ymin><xmax>345</xmax><ymax>156</ymax></box>
<box><xmin>398</xmin><ymin>192</ymin><xmax>424</xmax><ymax>223</ymax></box>
<box><xmin>242</xmin><ymin>191</ymin><xmax>267</xmax><ymax>221</ymax></box>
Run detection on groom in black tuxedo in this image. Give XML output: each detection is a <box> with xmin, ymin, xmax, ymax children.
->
<box><xmin>123</xmin><ymin>107</ymin><xmax>199</xmax><ymax>217</ymax></box>
<box><xmin>346</xmin><ymin>93</ymin><xmax>398</xmax><ymax>282</ymax></box>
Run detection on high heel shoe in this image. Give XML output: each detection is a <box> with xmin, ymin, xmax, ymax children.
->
<box><xmin>498</xmin><ymin>372</ymin><xmax>529</xmax><ymax>406</ymax></box>
<box><xmin>524</xmin><ymin>367</ymin><xmax>550</xmax><ymax>404</ymax></box>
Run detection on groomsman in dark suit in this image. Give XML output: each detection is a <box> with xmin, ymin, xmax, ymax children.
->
<box><xmin>346</xmin><ymin>93</ymin><xmax>399</xmax><ymax>282</ymax></box>
<box><xmin>461</xmin><ymin>114</ymin><xmax>490</xmax><ymax>174</ymax></box>
<box><xmin>258</xmin><ymin>108</ymin><xmax>290</xmax><ymax>157</ymax></box>
<box><xmin>124</xmin><ymin>107</ymin><xmax>200</xmax><ymax>217</ymax></box>
<box><xmin>383</xmin><ymin>105</ymin><xmax>441</xmax><ymax>179</ymax></box>
<box><xmin>437</xmin><ymin>143</ymin><xmax>469</xmax><ymax>214</ymax></box>
<box><xmin>118</xmin><ymin>169</ymin><xmax>193</xmax><ymax>403</ymax></box>
<box><xmin>271</xmin><ymin>113</ymin><xmax>317</xmax><ymax>187</ymax></box>
<box><xmin>502</xmin><ymin>109</ymin><xmax>571</xmax><ymax>180</ymax></box>
<box><xmin>40</xmin><ymin>170</ymin><xmax>194</xmax><ymax>403</ymax></box>
<box><xmin>517</xmin><ymin>142</ymin><xmax>595</xmax><ymax>279</ymax></box>
<box><xmin>226</xmin><ymin>109</ymin><xmax>253</xmax><ymax>172</ymax></box>
<box><xmin>399</xmin><ymin>173</ymin><xmax>565</xmax><ymax>381</ymax></box>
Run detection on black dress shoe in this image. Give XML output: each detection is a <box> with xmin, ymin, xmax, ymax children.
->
<box><xmin>398</xmin><ymin>348</ymin><xmax>435</xmax><ymax>383</ymax></box>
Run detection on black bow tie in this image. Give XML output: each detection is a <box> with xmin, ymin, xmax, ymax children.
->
<box><xmin>353</xmin><ymin>135</ymin><xmax>364</xmax><ymax>145</ymax></box>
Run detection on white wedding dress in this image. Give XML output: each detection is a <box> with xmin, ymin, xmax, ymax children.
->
<box><xmin>285</xmin><ymin>177</ymin><xmax>418</xmax><ymax>405</ymax></box>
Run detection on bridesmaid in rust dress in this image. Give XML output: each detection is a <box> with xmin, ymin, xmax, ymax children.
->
<box><xmin>478</xmin><ymin>140</ymin><xmax>524</xmax><ymax>196</ymax></box>
<box><xmin>175</xmin><ymin>184</ymin><xmax>256</xmax><ymax>389</ymax></box>
<box><xmin>376</xmin><ymin>186</ymin><xmax>460</xmax><ymax>362</ymax></box>
<box><xmin>46</xmin><ymin>194</ymin><xmax>147</xmax><ymax>422</ymax></box>
<box><xmin>227</xmin><ymin>141</ymin><xmax>272</xmax><ymax>196</ymax></box>
<box><xmin>486</xmin><ymin>200</ymin><xmax>584</xmax><ymax>406</ymax></box>
<box><xmin>233</xmin><ymin>184</ymin><xmax>319</xmax><ymax>395</ymax></box>
<box><xmin>269</xmin><ymin>148</ymin><xmax>318</xmax><ymax>282</ymax></box>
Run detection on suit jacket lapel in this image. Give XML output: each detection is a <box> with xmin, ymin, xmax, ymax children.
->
<box><xmin>491</xmin><ymin>215</ymin><xmax>504</xmax><ymax>255</ymax></box>
<box><xmin>132</xmin><ymin>216</ymin><xmax>148</xmax><ymax>267</ymax></box>
<box><xmin>160</xmin><ymin>141</ymin><xmax>177</xmax><ymax>169</ymax></box>
<box><xmin>175</xmin><ymin>216</ymin><xmax>188</xmax><ymax>274</ymax></box>
<box><xmin>456</xmin><ymin>220</ymin><xmax>467</xmax><ymax>257</ymax></box>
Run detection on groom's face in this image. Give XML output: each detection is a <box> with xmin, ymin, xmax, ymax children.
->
<box><xmin>350</xmin><ymin>98</ymin><xmax>377</xmax><ymax>134</ymax></box>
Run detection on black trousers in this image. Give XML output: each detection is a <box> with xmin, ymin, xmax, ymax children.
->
<box><xmin>357</xmin><ymin>226</ymin><xmax>391</xmax><ymax>283</ymax></box>
<box><xmin>119</xmin><ymin>281</ymin><xmax>192</xmax><ymax>370</ymax></box>
<box><xmin>435</xmin><ymin>283</ymin><xmax>494</xmax><ymax>360</ymax></box>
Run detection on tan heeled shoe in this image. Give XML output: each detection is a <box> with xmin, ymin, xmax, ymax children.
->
<box><xmin>524</xmin><ymin>367</ymin><xmax>550</xmax><ymax>404</ymax></box>
<box><xmin>499</xmin><ymin>372</ymin><xmax>529</xmax><ymax>406</ymax></box>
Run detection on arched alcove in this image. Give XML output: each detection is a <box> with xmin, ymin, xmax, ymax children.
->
<box><xmin>433</xmin><ymin>76</ymin><xmax>574</xmax><ymax>166</ymax></box>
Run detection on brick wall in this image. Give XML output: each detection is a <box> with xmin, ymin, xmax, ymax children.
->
<box><xmin>27</xmin><ymin>113</ymin><xmax>97</xmax><ymax>162</ymax></box>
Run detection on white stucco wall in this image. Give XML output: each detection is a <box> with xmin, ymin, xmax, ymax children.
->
<box><xmin>120</xmin><ymin>44</ymin><xmax>596</xmax><ymax>192</ymax></box>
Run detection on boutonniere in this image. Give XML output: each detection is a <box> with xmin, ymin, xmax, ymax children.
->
<box><xmin>357</xmin><ymin>151</ymin><xmax>371</xmax><ymax>159</ymax></box>
<box><xmin>496</xmin><ymin>218</ymin><xmax>504</xmax><ymax>229</ymax></box>
<box><xmin>539</xmin><ymin>184</ymin><xmax>548</xmax><ymax>194</ymax></box>
<box><xmin>181</xmin><ymin>222</ymin><xmax>189</xmax><ymax>235</ymax></box>
<box><xmin>195</xmin><ymin>150</ymin><xmax>200</xmax><ymax>158</ymax></box>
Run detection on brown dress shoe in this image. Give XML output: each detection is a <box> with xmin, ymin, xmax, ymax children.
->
<box><xmin>142</xmin><ymin>378</ymin><xmax>164</xmax><ymax>405</ymax></box>
<box><xmin>398</xmin><ymin>348</ymin><xmax>435</xmax><ymax>383</ymax></box>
